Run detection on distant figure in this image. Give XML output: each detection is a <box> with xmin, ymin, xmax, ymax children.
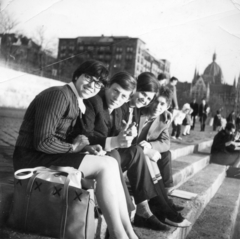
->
<box><xmin>182</xmin><ymin>107</ymin><xmax>193</xmax><ymax>136</ymax></box>
<box><xmin>236</xmin><ymin>114</ymin><xmax>240</xmax><ymax>132</ymax></box>
<box><xmin>157</xmin><ymin>73</ymin><xmax>167</xmax><ymax>86</ymax></box>
<box><xmin>190</xmin><ymin>98</ymin><xmax>198</xmax><ymax>130</ymax></box>
<box><xmin>171</xmin><ymin>103</ymin><xmax>191</xmax><ymax>140</ymax></box>
<box><xmin>167</xmin><ymin>77</ymin><xmax>179</xmax><ymax>113</ymax></box>
<box><xmin>211</xmin><ymin>122</ymin><xmax>240</xmax><ymax>167</ymax></box>
<box><xmin>213</xmin><ymin>110</ymin><xmax>222</xmax><ymax>131</ymax></box>
<box><xmin>198</xmin><ymin>97</ymin><xmax>210</xmax><ymax>132</ymax></box>
<box><xmin>227</xmin><ymin>110</ymin><xmax>236</xmax><ymax>125</ymax></box>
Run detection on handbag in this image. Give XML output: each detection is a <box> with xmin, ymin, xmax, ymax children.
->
<box><xmin>226</xmin><ymin>166</ymin><xmax>240</xmax><ymax>179</ymax></box>
<box><xmin>7</xmin><ymin>166</ymin><xmax>95</xmax><ymax>239</ymax></box>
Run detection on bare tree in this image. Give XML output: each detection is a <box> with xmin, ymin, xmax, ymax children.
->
<box><xmin>34</xmin><ymin>25</ymin><xmax>56</xmax><ymax>76</ymax></box>
<box><xmin>0</xmin><ymin>2</ymin><xmax>19</xmax><ymax>65</ymax></box>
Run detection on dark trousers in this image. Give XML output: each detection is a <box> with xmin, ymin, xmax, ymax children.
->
<box><xmin>200</xmin><ymin>114</ymin><xmax>207</xmax><ymax>131</ymax></box>
<box><xmin>118</xmin><ymin>145</ymin><xmax>158</xmax><ymax>204</ymax></box>
<box><xmin>171</xmin><ymin>122</ymin><xmax>181</xmax><ymax>138</ymax></box>
<box><xmin>191</xmin><ymin>115</ymin><xmax>196</xmax><ymax>130</ymax></box>
<box><xmin>158</xmin><ymin>151</ymin><xmax>173</xmax><ymax>188</ymax></box>
<box><xmin>117</xmin><ymin>146</ymin><xmax>179</xmax><ymax>218</ymax></box>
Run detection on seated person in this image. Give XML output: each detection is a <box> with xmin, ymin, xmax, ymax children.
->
<box><xmin>13</xmin><ymin>60</ymin><xmax>138</xmax><ymax>239</ymax></box>
<box><xmin>83</xmin><ymin>72</ymin><xmax>191</xmax><ymax>229</ymax></box>
<box><xmin>213</xmin><ymin>110</ymin><xmax>222</xmax><ymax>131</ymax></box>
<box><xmin>211</xmin><ymin>122</ymin><xmax>240</xmax><ymax>167</ymax></box>
<box><xmin>137</xmin><ymin>87</ymin><xmax>185</xmax><ymax>208</ymax></box>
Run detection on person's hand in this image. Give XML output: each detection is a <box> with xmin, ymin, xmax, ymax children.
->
<box><xmin>83</xmin><ymin>145</ymin><xmax>106</xmax><ymax>156</ymax></box>
<box><xmin>125</xmin><ymin>122</ymin><xmax>138</xmax><ymax>137</ymax></box>
<box><xmin>139</xmin><ymin>140</ymin><xmax>152</xmax><ymax>150</ymax></box>
<box><xmin>72</xmin><ymin>135</ymin><xmax>89</xmax><ymax>153</ymax></box>
<box><xmin>235</xmin><ymin>132</ymin><xmax>240</xmax><ymax>141</ymax></box>
<box><xmin>116</xmin><ymin>131</ymin><xmax>134</xmax><ymax>148</ymax></box>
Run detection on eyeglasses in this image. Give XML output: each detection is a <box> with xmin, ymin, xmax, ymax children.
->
<box><xmin>84</xmin><ymin>74</ymin><xmax>104</xmax><ymax>89</ymax></box>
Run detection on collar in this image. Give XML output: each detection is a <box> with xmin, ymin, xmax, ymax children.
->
<box><xmin>68</xmin><ymin>82</ymin><xmax>86</xmax><ymax>114</ymax></box>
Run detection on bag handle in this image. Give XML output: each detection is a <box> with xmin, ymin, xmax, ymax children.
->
<box><xmin>14</xmin><ymin>167</ymin><xmax>47</xmax><ymax>180</ymax></box>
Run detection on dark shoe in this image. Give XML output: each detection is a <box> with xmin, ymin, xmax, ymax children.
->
<box><xmin>134</xmin><ymin>214</ymin><xmax>170</xmax><ymax>231</ymax></box>
<box><xmin>150</xmin><ymin>204</ymin><xmax>191</xmax><ymax>228</ymax></box>
<box><xmin>168</xmin><ymin>199</ymin><xmax>184</xmax><ymax>211</ymax></box>
<box><xmin>165</xmin><ymin>217</ymin><xmax>191</xmax><ymax>228</ymax></box>
<box><xmin>172</xmin><ymin>203</ymin><xmax>184</xmax><ymax>211</ymax></box>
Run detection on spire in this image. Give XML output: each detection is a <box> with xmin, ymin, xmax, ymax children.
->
<box><xmin>193</xmin><ymin>67</ymin><xmax>197</xmax><ymax>81</ymax></box>
<box><xmin>233</xmin><ymin>77</ymin><xmax>236</xmax><ymax>88</ymax></box>
<box><xmin>213</xmin><ymin>52</ymin><xmax>216</xmax><ymax>62</ymax></box>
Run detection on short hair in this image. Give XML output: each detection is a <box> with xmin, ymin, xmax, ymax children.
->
<box><xmin>225</xmin><ymin>122</ymin><xmax>235</xmax><ymax>131</ymax></box>
<box><xmin>137</xmin><ymin>72</ymin><xmax>159</xmax><ymax>93</ymax></box>
<box><xmin>170</xmin><ymin>76</ymin><xmax>178</xmax><ymax>82</ymax></box>
<box><xmin>157</xmin><ymin>73</ymin><xmax>166</xmax><ymax>81</ymax></box>
<box><xmin>108</xmin><ymin>71</ymin><xmax>136</xmax><ymax>93</ymax></box>
<box><xmin>158</xmin><ymin>86</ymin><xmax>172</xmax><ymax>106</ymax></box>
<box><xmin>72</xmin><ymin>60</ymin><xmax>109</xmax><ymax>85</ymax></box>
<box><xmin>141</xmin><ymin>86</ymin><xmax>172</xmax><ymax>116</ymax></box>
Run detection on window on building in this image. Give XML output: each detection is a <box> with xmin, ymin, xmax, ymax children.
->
<box><xmin>61</xmin><ymin>45</ymin><xmax>66</xmax><ymax>50</ymax></box>
<box><xmin>116</xmin><ymin>54</ymin><xmax>122</xmax><ymax>60</ymax></box>
<box><xmin>78</xmin><ymin>46</ymin><xmax>84</xmax><ymax>51</ymax></box>
<box><xmin>126</xmin><ymin>47</ymin><xmax>133</xmax><ymax>52</ymax></box>
<box><xmin>116</xmin><ymin>47</ymin><xmax>122</xmax><ymax>52</ymax></box>
<box><xmin>126</xmin><ymin>54</ymin><xmax>133</xmax><ymax>60</ymax></box>
<box><xmin>99</xmin><ymin>55</ymin><xmax>104</xmax><ymax>59</ymax></box>
<box><xmin>88</xmin><ymin>46</ymin><xmax>94</xmax><ymax>51</ymax></box>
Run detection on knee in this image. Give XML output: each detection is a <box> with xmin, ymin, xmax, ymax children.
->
<box><xmin>101</xmin><ymin>156</ymin><xmax>119</xmax><ymax>172</ymax></box>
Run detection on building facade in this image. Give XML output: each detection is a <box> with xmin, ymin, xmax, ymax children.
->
<box><xmin>57</xmin><ymin>35</ymin><xmax>170</xmax><ymax>80</ymax></box>
<box><xmin>190</xmin><ymin>53</ymin><xmax>240</xmax><ymax>116</ymax></box>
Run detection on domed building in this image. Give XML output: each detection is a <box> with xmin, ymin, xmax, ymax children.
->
<box><xmin>190</xmin><ymin>53</ymin><xmax>239</xmax><ymax>117</ymax></box>
<box><xmin>203</xmin><ymin>53</ymin><xmax>223</xmax><ymax>85</ymax></box>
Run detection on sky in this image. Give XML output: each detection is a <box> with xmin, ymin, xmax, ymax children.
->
<box><xmin>1</xmin><ymin>0</ymin><xmax>240</xmax><ymax>84</ymax></box>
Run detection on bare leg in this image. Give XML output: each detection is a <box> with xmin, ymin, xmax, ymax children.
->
<box><xmin>79</xmin><ymin>155</ymin><xmax>137</xmax><ymax>239</ymax></box>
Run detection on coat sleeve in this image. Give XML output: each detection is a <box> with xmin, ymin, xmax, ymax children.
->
<box><xmin>83</xmin><ymin>98</ymin><xmax>107</xmax><ymax>148</ymax></box>
<box><xmin>149</xmin><ymin>127</ymin><xmax>170</xmax><ymax>153</ymax></box>
<box><xmin>34</xmin><ymin>90</ymin><xmax>73</xmax><ymax>154</ymax></box>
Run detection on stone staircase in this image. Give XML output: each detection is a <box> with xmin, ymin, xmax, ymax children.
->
<box><xmin>133</xmin><ymin>139</ymin><xmax>240</xmax><ymax>239</ymax></box>
<box><xmin>1</xmin><ymin>138</ymin><xmax>240</xmax><ymax>239</ymax></box>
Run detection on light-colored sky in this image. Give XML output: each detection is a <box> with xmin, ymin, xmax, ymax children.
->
<box><xmin>1</xmin><ymin>0</ymin><xmax>240</xmax><ymax>84</ymax></box>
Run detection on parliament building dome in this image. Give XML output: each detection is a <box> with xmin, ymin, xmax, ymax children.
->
<box><xmin>203</xmin><ymin>53</ymin><xmax>223</xmax><ymax>84</ymax></box>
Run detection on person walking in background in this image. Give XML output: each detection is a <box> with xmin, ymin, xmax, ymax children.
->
<box><xmin>171</xmin><ymin>103</ymin><xmax>191</xmax><ymax>140</ymax></box>
<box><xmin>227</xmin><ymin>110</ymin><xmax>236</xmax><ymax>125</ymax></box>
<box><xmin>236</xmin><ymin>113</ymin><xmax>240</xmax><ymax>132</ymax></box>
<box><xmin>157</xmin><ymin>73</ymin><xmax>168</xmax><ymax>87</ymax></box>
<box><xmin>190</xmin><ymin>98</ymin><xmax>198</xmax><ymax>130</ymax></box>
<box><xmin>167</xmin><ymin>77</ymin><xmax>179</xmax><ymax>113</ymax></box>
<box><xmin>182</xmin><ymin>107</ymin><xmax>193</xmax><ymax>136</ymax></box>
<box><xmin>198</xmin><ymin>97</ymin><xmax>210</xmax><ymax>132</ymax></box>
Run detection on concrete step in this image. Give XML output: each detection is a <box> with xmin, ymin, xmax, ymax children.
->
<box><xmin>172</xmin><ymin>153</ymin><xmax>210</xmax><ymax>189</ymax></box>
<box><xmin>187</xmin><ymin>177</ymin><xmax>240</xmax><ymax>239</ymax></box>
<box><xmin>171</xmin><ymin>139</ymin><xmax>213</xmax><ymax>160</ymax></box>
<box><xmin>134</xmin><ymin>163</ymin><xmax>227</xmax><ymax>239</ymax></box>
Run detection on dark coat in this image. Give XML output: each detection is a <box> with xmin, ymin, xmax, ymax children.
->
<box><xmin>198</xmin><ymin>103</ymin><xmax>209</xmax><ymax>117</ymax></box>
<box><xmin>210</xmin><ymin>130</ymin><xmax>239</xmax><ymax>166</ymax></box>
<box><xmin>83</xmin><ymin>90</ymin><xmax>123</xmax><ymax>148</ymax></box>
<box><xmin>190</xmin><ymin>102</ymin><xmax>198</xmax><ymax>116</ymax></box>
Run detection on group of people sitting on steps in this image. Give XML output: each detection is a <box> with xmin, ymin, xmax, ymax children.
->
<box><xmin>13</xmin><ymin>60</ymin><xmax>191</xmax><ymax>239</ymax></box>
